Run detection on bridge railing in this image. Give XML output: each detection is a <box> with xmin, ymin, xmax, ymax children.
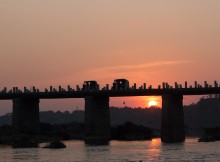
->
<box><xmin>0</xmin><ymin>81</ymin><xmax>219</xmax><ymax>94</ymax></box>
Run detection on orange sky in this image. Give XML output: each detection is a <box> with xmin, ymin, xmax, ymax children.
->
<box><xmin>0</xmin><ymin>1</ymin><xmax>220</xmax><ymax>114</ymax></box>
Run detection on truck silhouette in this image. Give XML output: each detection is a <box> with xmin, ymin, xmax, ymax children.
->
<box><xmin>112</xmin><ymin>79</ymin><xmax>129</xmax><ymax>90</ymax></box>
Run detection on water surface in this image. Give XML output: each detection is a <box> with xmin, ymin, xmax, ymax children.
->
<box><xmin>1</xmin><ymin>138</ymin><xmax>220</xmax><ymax>162</ymax></box>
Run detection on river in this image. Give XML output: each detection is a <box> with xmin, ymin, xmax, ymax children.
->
<box><xmin>1</xmin><ymin>138</ymin><xmax>220</xmax><ymax>162</ymax></box>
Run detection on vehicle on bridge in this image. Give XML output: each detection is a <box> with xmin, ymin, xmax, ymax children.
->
<box><xmin>83</xmin><ymin>81</ymin><xmax>99</xmax><ymax>91</ymax></box>
<box><xmin>112</xmin><ymin>79</ymin><xmax>130</xmax><ymax>90</ymax></box>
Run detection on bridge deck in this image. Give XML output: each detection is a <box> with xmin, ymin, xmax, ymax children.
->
<box><xmin>0</xmin><ymin>88</ymin><xmax>220</xmax><ymax>100</ymax></box>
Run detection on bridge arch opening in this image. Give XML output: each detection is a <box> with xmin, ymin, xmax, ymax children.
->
<box><xmin>40</xmin><ymin>98</ymin><xmax>84</xmax><ymax>112</ymax></box>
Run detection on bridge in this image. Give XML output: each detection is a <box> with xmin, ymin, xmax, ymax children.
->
<box><xmin>1</xmin><ymin>79</ymin><xmax>220</xmax><ymax>144</ymax></box>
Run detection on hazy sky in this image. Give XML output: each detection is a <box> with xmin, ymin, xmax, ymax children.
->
<box><xmin>0</xmin><ymin>0</ymin><xmax>220</xmax><ymax>114</ymax></box>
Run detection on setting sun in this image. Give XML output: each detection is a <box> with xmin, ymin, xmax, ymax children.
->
<box><xmin>148</xmin><ymin>100</ymin><xmax>158</xmax><ymax>107</ymax></box>
<box><xmin>145</xmin><ymin>96</ymin><xmax>161</xmax><ymax>108</ymax></box>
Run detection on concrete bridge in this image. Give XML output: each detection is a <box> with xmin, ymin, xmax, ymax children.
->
<box><xmin>1</xmin><ymin>79</ymin><xmax>220</xmax><ymax>144</ymax></box>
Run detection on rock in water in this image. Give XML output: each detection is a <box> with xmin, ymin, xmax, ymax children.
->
<box><xmin>198</xmin><ymin>136</ymin><xmax>215</xmax><ymax>142</ymax></box>
<box><xmin>43</xmin><ymin>140</ymin><xmax>66</xmax><ymax>149</ymax></box>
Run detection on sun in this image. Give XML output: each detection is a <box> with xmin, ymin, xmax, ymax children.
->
<box><xmin>148</xmin><ymin>100</ymin><xmax>158</xmax><ymax>107</ymax></box>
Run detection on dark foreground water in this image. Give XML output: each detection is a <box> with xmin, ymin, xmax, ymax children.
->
<box><xmin>1</xmin><ymin>138</ymin><xmax>220</xmax><ymax>162</ymax></box>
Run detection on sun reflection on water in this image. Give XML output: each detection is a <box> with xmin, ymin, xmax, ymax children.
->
<box><xmin>145</xmin><ymin>138</ymin><xmax>161</xmax><ymax>160</ymax></box>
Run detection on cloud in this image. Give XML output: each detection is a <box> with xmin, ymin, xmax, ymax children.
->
<box><xmin>82</xmin><ymin>60</ymin><xmax>192</xmax><ymax>81</ymax></box>
<box><xmin>101</xmin><ymin>60</ymin><xmax>192</xmax><ymax>71</ymax></box>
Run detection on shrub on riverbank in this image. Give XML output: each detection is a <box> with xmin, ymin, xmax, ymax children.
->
<box><xmin>111</xmin><ymin>122</ymin><xmax>153</xmax><ymax>140</ymax></box>
<box><xmin>0</xmin><ymin>121</ymin><xmax>154</xmax><ymax>147</ymax></box>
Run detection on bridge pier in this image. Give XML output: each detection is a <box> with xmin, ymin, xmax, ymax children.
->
<box><xmin>12</xmin><ymin>98</ymin><xmax>40</xmax><ymax>135</ymax></box>
<box><xmin>84</xmin><ymin>96</ymin><xmax>110</xmax><ymax>145</ymax></box>
<box><xmin>161</xmin><ymin>94</ymin><xmax>185</xmax><ymax>143</ymax></box>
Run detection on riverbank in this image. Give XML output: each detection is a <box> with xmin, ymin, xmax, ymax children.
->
<box><xmin>0</xmin><ymin>122</ymin><xmax>154</xmax><ymax>147</ymax></box>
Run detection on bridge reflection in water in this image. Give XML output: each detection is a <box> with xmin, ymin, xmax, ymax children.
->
<box><xmin>0</xmin><ymin>79</ymin><xmax>220</xmax><ymax>144</ymax></box>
